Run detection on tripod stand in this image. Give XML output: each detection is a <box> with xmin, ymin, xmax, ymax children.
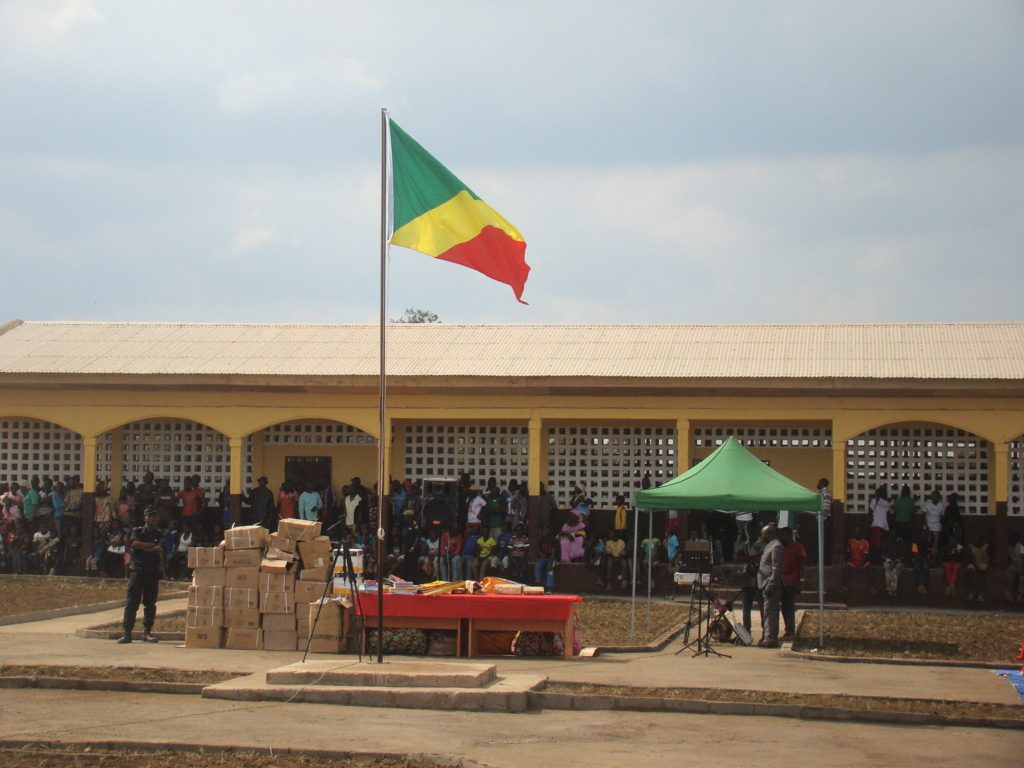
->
<box><xmin>303</xmin><ymin>539</ymin><xmax>364</xmax><ymax>663</ymax></box>
<box><xmin>676</xmin><ymin>544</ymin><xmax>711</xmax><ymax>655</ymax></box>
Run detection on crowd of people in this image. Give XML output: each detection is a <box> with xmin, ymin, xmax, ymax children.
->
<box><xmin>843</xmin><ymin>483</ymin><xmax>1014</xmax><ymax>602</ymax></box>
<box><xmin>2</xmin><ymin>471</ymin><xmax>1018</xmax><ymax>610</ymax></box>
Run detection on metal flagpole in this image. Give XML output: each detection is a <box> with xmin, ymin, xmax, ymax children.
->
<box><xmin>376</xmin><ymin>106</ymin><xmax>390</xmax><ymax>664</ymax></box>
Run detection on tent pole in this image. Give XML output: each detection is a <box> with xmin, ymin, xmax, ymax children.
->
<box><xmin>646</xmin><ymin>509</ymin><xmax>652</xmax><ymax>634</ymax></box>
<box><xmin>630</xmin><ymin>506</ymin><xmax>638</xmax><ymax>639</ymax></box>
<box><xmin>817</xmin><ymin>509</ymin><xmax>825</xmax><ymax>649</ymax></box>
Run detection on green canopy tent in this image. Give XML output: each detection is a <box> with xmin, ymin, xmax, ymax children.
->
<box><xmin>634</xmin><ymin>436</ymin><xmax>827</xmax><ymax>649</ymax></box>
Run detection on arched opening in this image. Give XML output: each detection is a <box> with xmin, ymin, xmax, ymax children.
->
<box><xmin>846</xmin><ymin>422</ymin><xmax>990</xmax><ymax>516</ymax></box>
<box><xmin>112</xmin><ymin>418</ymin><xmax>232</xmax><ymax>494</ymax></box>
<box><xmin>0</xmin><ymin>417</ymin><xmax>84</xmax><ymax>485</ymax></box>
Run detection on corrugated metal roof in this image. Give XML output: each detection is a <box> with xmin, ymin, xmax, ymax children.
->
<box><xmin>0</xmin><ymin>320</ymin><xmax>1021</xmax><ymax>380</ymax></box>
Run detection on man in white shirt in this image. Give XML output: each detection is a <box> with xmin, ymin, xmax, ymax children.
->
<box><xmin>467</xmin><ymin>488</ymin><xmax>486</xmax><ymax>526</ymax></box>
<box><xmin>922</xmin><ymin>489</ymin><xmax>944</xmax><ymax>547</ymax></box>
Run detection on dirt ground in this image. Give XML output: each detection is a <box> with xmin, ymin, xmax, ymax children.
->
<box><xmin>0</xmin><ymin>665</ymin><xmax>236</xmax><ymax>685</ymax></box>
<box><xmin>0</xmin><ymin>746</ymin><xmax>428</xmax><ymax>768</ymax></box>
<box><xmin>0</xmin><ymin>575</ymin><xmax>185</xmax><ymax>618</ymax></box>
<box><xmin>545</xmin><ymin>681</ymin><xmax>1024</xmax><ymax>721</ymax></box>
<box><xmin>792</xmin><ymin>609</ymin><xmax>1024</xmax><ymax>662</ymax></box>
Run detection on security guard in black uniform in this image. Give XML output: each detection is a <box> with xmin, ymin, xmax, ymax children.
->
<box><xmin>118</xmin><ymin>507</ymin><xmax>163</xmax><ymax>644</ymax></box>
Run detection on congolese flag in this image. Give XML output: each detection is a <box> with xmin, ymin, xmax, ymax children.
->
<box><xmin>388</xmin><ymin>119</ymin><xmax>530</xmax><ymax>303</ymax></box>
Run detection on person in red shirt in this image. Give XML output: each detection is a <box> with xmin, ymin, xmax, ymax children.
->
<box><xmin>780</xmin><ymin>527</ymin><xmax>807</xmax><ymax>640</ymax></box>
<box><xmin>277</xmin><ymin>482</ymin><xmax>298</xmax><ymax>522</ymax></box>
<box><xmin>176</xmin><ymin>479</ymin><xmax>202</xmax><ymax>527</ymax></box>
<box><xmin>844</xmin><ymin>525</ymin><xmax>873</xmax><ymax>595</ymax></box>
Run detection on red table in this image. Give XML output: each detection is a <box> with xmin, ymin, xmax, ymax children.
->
<box><xmin>356</xmin><ymin>593</ymin><xmax>583</xmax><ymax>658</ymax></box>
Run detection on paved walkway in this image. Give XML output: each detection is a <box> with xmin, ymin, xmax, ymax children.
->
<box><xmin>1</xmin><ymin>688</ymin><xmax>1021</xmax><ymax>768</ymax></box>
<box><xmin>0</xmin><ymin>601</ymin><xmax>1018</xmax><ymax>705</ymax></box>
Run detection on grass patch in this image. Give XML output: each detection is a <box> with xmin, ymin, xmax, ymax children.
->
<box><xmin>576</xmin><ymin>599</ymin><xmax>683</xmax><ymax>647</ymax></box>
<box><xmin>0</xmin><ymin>746</ymin><xmax>432</xmax><ymax>767</ymax></box>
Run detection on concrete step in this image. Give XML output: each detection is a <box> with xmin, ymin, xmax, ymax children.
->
<box><xmin>202</xmin><ymin>671</ymin><xmax>544</xmax><ymax>713</ymax></box>
<box><xmin>265</xmin><ymin>660</ymin><xmax>497</xmax><ymax>689</ymax></box>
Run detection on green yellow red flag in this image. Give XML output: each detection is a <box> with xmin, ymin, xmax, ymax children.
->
<box><xmin>388</xmin><ymin>119</ymin><xmax>530</xmax><ymax>303</ymax></box>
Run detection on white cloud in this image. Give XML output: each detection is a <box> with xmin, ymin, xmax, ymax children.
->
<box><xmin>229</xmin><ymin>226</ymin><xmax>278</xmax><ymax>258</ymax></box>
<box><xmin>218</xmin><ymin>55</ymin><xmax>385</xmax><ymax>114</ymax></box>
<box><xmin>0</xmin><ymin>0</ymin><xmax>101</xmax><ymax>55</ymax></box>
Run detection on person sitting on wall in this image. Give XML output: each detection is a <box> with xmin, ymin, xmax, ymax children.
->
<box><xmin>910</xmin><ymin>523</ymin><xmax>934</xmax><ymax>596</ymax></box>
<box><xmin>843</xmin><ymin>525</ymin><xmax>872</xmax><ymax>595</ymax></box>
<box><xmin>559</xmin><ymin>510</ymin><xmax>587</xmax><ymax>563</ymax></box>
<box><xmin>600</xmin><ymin>529</ymin><xmax>630</xmax><ymax>590</ymax></box>
<box><xmin>881</xmin><ymin>530</ymin><xmax>904</xmax><ymax>597</ymax></box>
<box><xmin>964</xmin><ymin>534</ymin><xmax>990</xmax><ymax>603</ymax></box>
<box><xmin>941</xmin><ymin>535</ymin><xmax>965</xmax><ymax>597</ymax></box>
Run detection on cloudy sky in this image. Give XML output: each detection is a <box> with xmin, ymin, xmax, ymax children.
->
<box><xmin>2</xmin><ymin>1</ymin><xmax>1022</xmax><ymax>324</ymax></box>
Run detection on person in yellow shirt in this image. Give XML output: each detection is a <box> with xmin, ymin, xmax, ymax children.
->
<box><xmin>603</xmin><ymin>530</ymin><xmax>630</xmax><ymax>589</ymax></box>
<box><xmin>613</xmin><ymin>494</ymin><xmax>628</xmax><ymax>533</ymax></box>
<box><xmin>477</xmin><ymin>531</ymin><xmax>498</xmax><ymax>578</ymax></box>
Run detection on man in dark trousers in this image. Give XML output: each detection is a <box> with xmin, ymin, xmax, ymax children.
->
<box><xmin>756</xmin><ymin>523</ymin><xmax>784</xmax><ymax>648</ymax></box>
<box><xmin>118</xmin><ymin>507</ymin><xmax>163</xmax><ymax>644</ymax></box>
<box><xmin>245</xmin><ymin>475</ymin><xmax>276</xmax><ymax>529</ymax></box>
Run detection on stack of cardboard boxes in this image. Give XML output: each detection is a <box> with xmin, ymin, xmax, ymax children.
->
<box><xmin>185</xmin><ymin>544</ymin><xmax>226</xmax><ymax>648</ymax></box>
<box><xmin>184</xmin><ymin>520</ymin><xmax>348</xmax><ymax>652</ymax></box>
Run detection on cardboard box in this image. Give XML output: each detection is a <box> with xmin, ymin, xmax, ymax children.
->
<box><xmin>276</xmin><ymin>518</ymin><xmax>321</xmax><ymax>542</ymax></box>
<box><xmin>263</xmin><ymin>629</ymin><xmax>298</xmax><ymax>652</ymax></box>
<box><xmin>185</xmin><ymin>626</ymin><xmax>223</xmax><ymax>649</ymax></box>
<box><xmin>258</xmin><ymin>572</ymin><xmax>296</xmax><ymax>593</ymax></box>
<box><xmin>223</xmin><ymin>524</ymin><xmax>269</xmax><ymax>551</ymax></box>
<box><xmin>295</xmin><ymin>579</ymin><xmax>328</xmax><ymax>605</ymax></box>
<box><xmin>187</xmin><ymin>585</ymin><xmax>224</xmax><ymax>608</ymax></box>
<box><xmin>303</xmin><ymin>554</ymin><xmax>333</xmax><ymax>571</ymax></box>
<box><xmin>225</xmin><ymin>566</ymin><xmax>261</xmax><ymax>589</ymax></box>
<box><xmin>307</xmin><ymin>598</ymin><xmax>347</xmax><ymax>632</ymax></box>
<box><xmin>265</xmin><ymin>548</ymin><xmax>296</xmax><ymax>563</ymax></box>
<box><xmin>299</xmin><ymin>566</ymin><xmax>331</xmax><ymax>583</ymax></box>
<box><xmin>224</xmin><ymin>549</ymin><xmax>262</xmax><ymax>568</ymax></box>
<box><xmin>225</xmin><ymin>627</ymin><xmax>263</xmax><ymax>650</ymax></box>
<box><xmin>187</xmin><ymin>547</ymin><xmax>224</xmax><ymax>569</ymax></box>
<box><xmin>260</xmin><ymin>558</ymin><xmax>293</xmax><ymax>575</ymax></box>
<box><xmin>333</xmin><ymin>549</ymin><xmax>364</xmax><ymax>577</ymax></box>
<box><xmin>187</xmin><ymin>605</ymin><xmax>225</xmax><ymax>628</ymax></box>
<box><xmin>297</xmin><ymin>616</ymin><xmax>310</xmax><ymax>639</ymax></box>
<box><xmin>191</xmin><ymin>567</ymin><xmax>226</xmax><ymax>588</ymax></box>
<box><xmin>224</xmin><ymin>606</ymin><xmax>261</xmax><ymax>630</ymax></box>
<box><xmin>298</xmin><ymin>536</ymin><xmax>332</xmax><ymax>564</ymax></box>
<box><xmin>268</xmin><ymin>533</ymin><xmax>296</xmax><ymax>553</ymax></box>
<box><xmin>260</xmin><ymin>591</ymin><xmax>296</xmax><ymax>614</ymax></box>
<box><xmin>262</xmin><ymin>613</ymin><xmax>297</xmax><ymax>632</ymax></box>
<box><xmin>307</xmin><ymin>631</ymin><xmax>347</xmax><ymax>654</ymax></box>
<box><xmin>224</xmin><ymin>587</ymin><xmax>260</xmax><ymax>610</ymax></box>
<box><xmin>306</xmin><ymin>600</ymin><xmax>349</xmax><ymax>653</ymax></box>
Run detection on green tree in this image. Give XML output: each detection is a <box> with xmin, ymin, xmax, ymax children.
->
<box><xmin>392</xmin><ymin>307</ymin><xmax>439</xmax><ymax>324</ymax></box>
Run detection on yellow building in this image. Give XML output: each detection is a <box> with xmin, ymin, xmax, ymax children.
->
<box><xmin>1</xmin><ymin>320</ymin><xmax>1023</xmax><ymax>562</ymax></box>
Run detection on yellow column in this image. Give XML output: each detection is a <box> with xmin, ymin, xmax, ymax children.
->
<box><xmin>109</xmin><ymin>427</ymin><xmax>124</xmax><ymax>494</ymax></box>
<box><xmin>992</xmin><ymin>441</ymin><xmax>1009</xmax><ymax>516</ymax></box>
<box><xmin>528</xmin><ymin>414</ymin><xmax>544</xmax><ymax>495</ymax></box>
<box><xmin>832</xmin><ymin>440</ymin><xmax>847</xmax><ymax>501</ymax></box>
<box><xmin>82</xmin><ymin>436</ymin><xmax>98</xmax><ymax>493</ymax></box>
<box><xmin>676</xmin><ymin>418</ymin><xmax>690</xmax><ymax>473</ymax></box>
<box><xmin>229</xmin><ymin>437</ymin><xmax>245</xmax><ymax>495</ymax></box>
